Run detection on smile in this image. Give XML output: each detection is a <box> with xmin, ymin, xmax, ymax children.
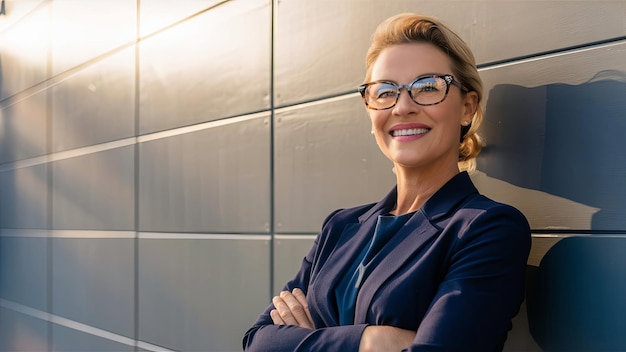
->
<box><xmin>390</xmin><ymin>128</ymin><xmax>429</xmax><ymax>137</ymax></box>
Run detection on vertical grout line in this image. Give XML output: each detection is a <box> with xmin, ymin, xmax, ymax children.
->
<box><xmin>133</xmin><ymin>1</ymin><xmax>141</xmax><ymax>350</ymax></box>
<box><xmin>45</xmin><ymin>1</ymin><xmax>53</xmax><ymax>351</ymax></box>
<box><xmin>268</xmin><ymin>0</ymin><xmax>276</xmax><ymax>300</ymax></box>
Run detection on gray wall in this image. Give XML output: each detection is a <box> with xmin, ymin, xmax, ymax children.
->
<box><xmin>0</xmin><ymin>1</ymin><xmax>625</xmax><ymax>351</ymax></box>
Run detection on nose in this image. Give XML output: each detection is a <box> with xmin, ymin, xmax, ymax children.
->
<box><xmin>392</xmin><ymin>88</ymin><xmax>419</xmax><ymax>115</ymax></box>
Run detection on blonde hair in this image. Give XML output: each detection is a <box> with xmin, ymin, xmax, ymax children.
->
<box><xmin>365</xmin><ymin>13</ymin><xmax>484</xmax><ymax>171</ymax></box>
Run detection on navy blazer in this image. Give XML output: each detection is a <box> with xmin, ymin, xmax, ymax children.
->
<box><xmin>244</xmin><ymin>172</ymin><xmax>531</xmax><ymax>352</ymax></box>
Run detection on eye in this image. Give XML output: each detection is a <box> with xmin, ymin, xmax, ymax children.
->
<box><xmin>420</xmin><ymin>83</ymin><xmax>439</xmax><ymax>92</ymax></box>
<box><xmin>413</xmin><ymin>78</ymin><xmax>442</xmax><ymax>93</ymax></box>
<box><xmin>371</xmin><ymin>84</ymin><xmax>397</xmax><ymax>100</ymax></box>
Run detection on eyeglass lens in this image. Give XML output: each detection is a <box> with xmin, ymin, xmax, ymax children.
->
<box><xmin>365</xmin><ymin>76</ymin><xmax>449</xmax><ymax>109</ymax></box>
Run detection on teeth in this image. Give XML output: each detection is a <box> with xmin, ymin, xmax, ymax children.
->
<box><xmin>391</xmin><ymin>128</ymin><xmax>429</xmax><ymax>137</ymax></box>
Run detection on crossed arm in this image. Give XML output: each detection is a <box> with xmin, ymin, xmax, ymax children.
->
<box><xmin>270</xmin><ymin>288</ymin><xmax>416</xmax><ymax>352</ymax></box>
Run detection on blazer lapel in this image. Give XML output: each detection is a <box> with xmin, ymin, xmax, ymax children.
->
<box><xmin>353</xmin><ymin>210</ymin><xmax>440</xmax><ymax>323</ymax></box>
<box><xmin>311</xmin><ymin>188</ymin><xmax>397</xmax><ymax>326</ymax></box>
<box><xmin>352</xmin><ymin>172</ymin><xmax>479</xmax><ymax>324</ymax></box>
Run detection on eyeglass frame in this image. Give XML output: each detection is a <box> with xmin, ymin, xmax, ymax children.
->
<box><xmin>357</xmin><ymin>74</ymin><xmax>469</xmax><ymax>110</ymax></box>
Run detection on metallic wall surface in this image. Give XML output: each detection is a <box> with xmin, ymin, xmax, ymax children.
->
<box><xmin>1</xmin><ymin>0</ymin><xmax>625</xmax><ymax>351</ymax></box>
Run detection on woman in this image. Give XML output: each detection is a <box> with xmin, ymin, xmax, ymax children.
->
<box><xmin>243</xmin><ymin>13</ymin><xmax>531</xmax><ymax>352</ymax></box>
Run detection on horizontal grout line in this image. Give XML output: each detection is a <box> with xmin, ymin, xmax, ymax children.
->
<box><xmin>0</xmin><ymin>111</ymin><xmax>269</xmax><ymax>172</ymax></box>
<box><xmin>0</xmin><ymin>229</ymin><xmax>137</xmax><ymax>238</ymax></box>
<box><xmin>0</xmin><ymin>299</ymin><xmax>176</xmax><ymax>352</ymax></box>
<box><xmin>136</xmin><ymin>111</ymin><xmax>268</xmax><ymax>143</ymax></box>
<box><xmin>0</xmin><ymin>137</ymin><xmax>136</xmax><ymax>172</ymax></box>
<box><xmin>0</xmin><ymin>298</ymin><xmax>50</xmax><ymax>322</ymax></box>
<box><xmin>276</xmin><ymin>232</ymin><xmax>626</xmax><ymax>238</ymax></box>
<box><xmin>0</xmin><ymin>228</ymin><xmax>272</xmax><ymax>239</ymax></box>
<box><xmin>2</xmin><ymin>229</ymin><xmax>623</xmax><ymax>239</ymax></box>
<box><xmin>0</xmin><ymin>1</ymin><xmax>49</xmax><ymax>37</ymax></box>
<box><xmin>274</xmin><ymin>234</ymin><xmax>317</xmax><ymax>240</ymax></box>
<box><xmin>139</xmin><ymin>233</ymin><xmax>271</xmax><ymax>240</ymax></box>
<box><xmin>0</xmin><ymin>229</ymin><xmax>50</xmax><ymax>237</ymax></box>
<box><xmin>275</xmin><ymin>38</ymin><xmax>626</xmax><ymax>109</ymax></box>
<box><xmin>137</xmin><ymin>0</ymin><xmax>230</xmax><ymax>41</ymax></box>
<box><xmin>477</xmin><ymin>36</ymin><xmax>626</xmax><ymax>70</ymax></box>
<box><xmin>136</xmin><ymin>340</ymin><xmax>177</xmax><ymax>352</ymax></box>
<box><xmin>50</xmin><ymin>230</ymin><xmax>136</xmax><ymax>238</ymax></box>
<box><xmin>274</xmin><ymin>91</ymin><xmax>360</xmax><ymax>113</ymax></box>
<box><xmin>532</xmin><ymin>230</ymin><xmax>626</xmax><ymax>236</ymax></box>
<box><xmin>0</xmin><ymin>46</ymin><xmax>138</xmax><ymax>109</ymax></box>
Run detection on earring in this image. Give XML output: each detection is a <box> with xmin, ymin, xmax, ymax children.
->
<box><xmin>371</xmin><ymin>130</ymin><xmax>375</xmax><ymax>135</ymax></box>
<box><xmin>462</xmin><ymin>120</ymin><xmax>471</xmax><ymax>126</ymax></box>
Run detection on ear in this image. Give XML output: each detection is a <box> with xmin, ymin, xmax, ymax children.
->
<box><xmin>462</xmin><ymin>91</ymin><xmax>479</xmax><ymax>121</ymax></box>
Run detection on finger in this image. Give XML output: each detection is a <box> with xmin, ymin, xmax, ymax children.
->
<box><xmin>270</xmin><ymin>309</ymin><xmax>285</xmax><ymax>325</ymax></box>
<box><xmin>279</xmin><ymin>290</ymin><xmax>312</xmax><ymax>329</ymax></box>
<box><xmin>292</xmin><ymin>288</ymin><xmax>314</xmax><ymax>328</ymax></box>
<box><xmin>272</xmin><ymin>295</ymin><xmax>298</xmax><ymax>326</ymax></box>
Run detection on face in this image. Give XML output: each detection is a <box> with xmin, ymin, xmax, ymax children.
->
<box><xmin>367</xmin><ymin>43</ymin><xmax>477</xmax><ymax>173</ymax></box>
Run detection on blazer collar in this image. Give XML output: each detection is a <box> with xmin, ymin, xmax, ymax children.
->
<box><xmin>312</xmin><ymin>172</ymin><xmax>479</xmax><ymax>325</ymax></box>
<box><xmin>422</xmin><ymin>171</ymin><xmax>479</xmax><ymax>221</ymax></box>
<box><xmin>358</xmin><ymin>171</ymin><xmax>479</xmax><ymax>223</ymax></box>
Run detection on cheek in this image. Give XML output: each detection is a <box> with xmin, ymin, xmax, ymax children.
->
<box><xmin>368</xmin><ymin>112</ymin><xmax>389</xmax><ymax>151</ymax></box>
<box><xmin>368</xmin><ymin>111</ymin><xmax>388</xmax><ymax>130</ymax></box>
<box><xmin>432</xmin><ymin>104</ymin><xmax>464</xmax><ymax>128</ymax></box>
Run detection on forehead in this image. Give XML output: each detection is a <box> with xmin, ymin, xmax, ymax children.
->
<box><xmin>370</xmin><ymin>43</ymin><xmax>452</xmax><ymax>82</ymax></box>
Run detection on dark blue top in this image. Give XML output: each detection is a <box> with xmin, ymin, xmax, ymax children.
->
<box><xmin>335</xmin><ymin>211</ymin><xmax>414</xmax><ymax>325</ymax></box>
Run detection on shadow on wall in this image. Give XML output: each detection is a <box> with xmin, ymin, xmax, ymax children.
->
<box><xmin>525</xmin><ymin>236</ymin><xmax>626</xmax><ymax>351</ymax></box>
<box><xmin>478</xmin><ymin>70</ymin><xmax>626</xmax><ymax>231</ymax></box>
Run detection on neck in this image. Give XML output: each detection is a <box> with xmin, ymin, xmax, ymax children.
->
<box><xmin>392</xmin><ymin>164</ymin><xmax>460</xmax><ymax>216</ymax></box>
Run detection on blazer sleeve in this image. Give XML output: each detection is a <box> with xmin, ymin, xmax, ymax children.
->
<box><xmin>242</xmin><ymin>209</ymin><xmax>369</xmax><ymax>352</ymax></box>
<box><xmin>407</xmin><ymin>204</ymin><xmax>531</xmax><ymax>352</ymax></box>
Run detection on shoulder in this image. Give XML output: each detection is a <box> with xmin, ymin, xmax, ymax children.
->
<box><xmin>461</xmin><ymin>194</ymin><xmax>529</xmax><ymax>227</ymax></box>
<box><xmin>448</xmin><ymin>194</ymin><xmax>531</xmax><ymax>248</ymax></box>
<box><xmin>320</xmin><ymin>202</ymin><xmax>377</xmax><ymax>229</ymax></box>
<box><xmin>312</xmin><ymin>202</ymin><xmax>380</xmax><ymax>253</ymax></box>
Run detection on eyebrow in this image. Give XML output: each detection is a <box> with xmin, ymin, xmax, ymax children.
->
<box><xmin>367</xmin><ymin>73</ymin><xmax>448</xmax><ymax>84</ymax></box>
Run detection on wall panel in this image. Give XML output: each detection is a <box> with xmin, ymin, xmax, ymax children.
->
<box><xmin>0</xmin><ymin>0</ymin><xmax>48</xmax><ymax>32</ymax></box>
<box><xmin>139</xmin><ymin>0</ymin><xmax>226</xmax><ymax>36</ymax></box>
<box><xmin>51</xmin><ymin>48</ymin><xmax>135</xmax><ymax>152</ymax></box>
<box><xmin>139</xmin><ymin>0</ymin><xmax>270</xmax><ymax>134</ymax></box>
<box><xmin>0</xmin><ymin>2</ymin><xmax>50</xmax><ymax>100</ymax></box>
<box><xmin>50</xmin><ymin>0</ymin><xmax>136</xmax><ymax>75</ymax></box>
<box><xmin>0</xmin><ymin>165</ymin><xmax>47</xmax><ymax>229</ymax></box>
<box><xmin>0</xmin><ymin>236</ymin><xmax>47</xmax><ymax>310</ymax></box>
<box><xmin>51</xmin><ymin>238</ymin><xmax>135</xmax><ymax>338</ymax></box>
<box><xmin>138</xmin><ymin>237</ymin><xmax>270</xmax><ymax>351</ymax></box>
<box><xmin>0</xmin><ymin>308</ymin><xmax>48</xmax><ymax>352</ymax></box>
<box><xmin>51</xmin><ymin>146</ymin><xmax>135</xmax><ymax>230</ymax></box>
<box><xmin>51</xmin><ymin>324</ymin><xmax>134</xmax><ymax>352</ymax></box>
<box><xmin>273</xmin><ymin>235</ymin><xmax>315</xmax><ymax>295</ymax></box>
<box><xmin>139</xmin><ymin>115</ymin><xmax>270</xmax><ymax>233</ymax></box>
<box><xmin>0</xmin><ymin>92</ymin><xmax>47</xmax><ymax>163</ymax></box>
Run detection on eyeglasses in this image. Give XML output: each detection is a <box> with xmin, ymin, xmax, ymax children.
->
<box><xmin>358</xmin><ymin>74</ymin><xmax>468</xmax><ymax>110</ymax></box>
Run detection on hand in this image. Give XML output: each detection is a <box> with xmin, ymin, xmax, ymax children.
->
<box><xmin>359</xmin><ymin>325</ymin><xmax>416</xmax><ymax>352</ymax></box>
<box><xmin>270</xmin><ymin>288</ymin><xmax>314</xmax><ymax>329</ymax></box>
